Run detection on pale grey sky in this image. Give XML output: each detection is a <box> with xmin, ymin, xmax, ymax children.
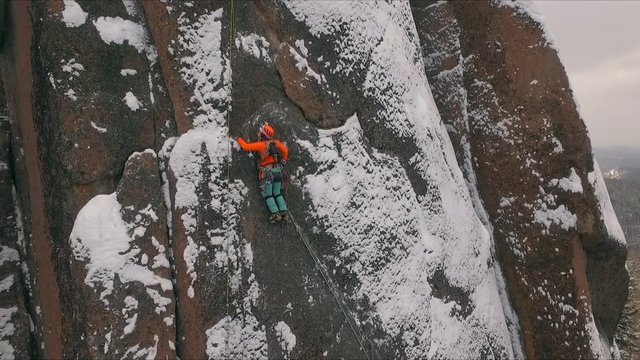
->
<box><xmin>534</xmin><ymin>0</ymin><xmax>640</xmax><ymax>149</ymax></box>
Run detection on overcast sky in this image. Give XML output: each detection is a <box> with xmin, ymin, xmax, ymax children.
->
<box><xmin>534</xmin><ymin>1</ymin><xmax>640</xmax><ymax>149</ymax></box>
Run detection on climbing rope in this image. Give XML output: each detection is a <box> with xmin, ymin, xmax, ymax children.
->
<box><xmin>223</xmin><ymin>2</ymin><xmax>376</xmax><ymax>358</ymax></box>
<box><xmin>288</xmin><ymin>214</ymin><xmax>380</xmax><ymax>360</ymax></box>
<box><xmin>224</xmin><ymin>0</ymin><xmax>237</xmax><ymax>318</ymax></box>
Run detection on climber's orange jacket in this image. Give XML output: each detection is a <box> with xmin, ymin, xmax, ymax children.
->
<box><xmin>237</xmin><ymin>138</ymin><xmax>289</xmax><ymax>168</ymax></box>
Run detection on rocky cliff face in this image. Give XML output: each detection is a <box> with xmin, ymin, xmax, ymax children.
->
<box><xmin>412</xmin><ymin>1</ymin><xmax>628</xmax><ymax>358</ymax></box>
<box><xmin>0</xmin><ymin>0</ymin><xmax>628</xmax><ymax>359</ymax></box>
<box><xmin>0</xmin><ymin>61</ymin><xmax>32</xmax><ymax>360</ymax></box>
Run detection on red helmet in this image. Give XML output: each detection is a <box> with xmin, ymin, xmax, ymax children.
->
<box><xmin>259</xmin><ymin>124</ymin><xmax>275</xmax><ymax>139</ymax></box>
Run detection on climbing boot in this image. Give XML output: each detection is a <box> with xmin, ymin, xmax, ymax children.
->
<box><xmin>279</xmin><ymin>211</ymin><xmax>289</xmax><ymax>222</ymax></box>
<box><xmin>269</xmin><ymin>213</ymin><xmax>281</xmax><ymax>223</ymax></box>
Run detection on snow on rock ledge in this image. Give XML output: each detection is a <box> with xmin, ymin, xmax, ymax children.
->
<box><xmin>69</xmin><ymin>150</ymin><xmax>176</xmax><ymax>359</ymax></box>
<box><xmin>93</xmin><ymin>16</ymin><xmax>157</xmax><ymax>63</ymax></box>
<box><xmin>589</xmin><ymin>161</ymin><xmax>626</xmax><ymax>245</ymax></box>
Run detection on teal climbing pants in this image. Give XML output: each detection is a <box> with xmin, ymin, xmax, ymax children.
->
<box><xmin>261</xmin><ymin>166</ymin><xmax>287</xmax><ymax>214</ymax></box>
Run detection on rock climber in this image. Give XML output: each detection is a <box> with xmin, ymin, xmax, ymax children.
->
<box><xmin>236</xmin><ymin>123</ymin><xmax>290</xmax><ymax>223</ymax></box>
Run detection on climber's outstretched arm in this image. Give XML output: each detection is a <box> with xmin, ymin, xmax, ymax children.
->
<box><xmin>236</xmin><ymin>137</ymin><xmax>263</xmax><ymax>153</ymax></box>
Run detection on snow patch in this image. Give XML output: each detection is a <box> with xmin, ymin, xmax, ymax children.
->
<box><xmin>121</xmin><ymin>335</ymin><xmax>159</xmax><ymax>359</ymax></box>
<box><xmin>274</xmin><ymin>321</ymin><xmax>296</xmax><ymax>358</ymax></box>
<box><xmin>552</xmin><ymin>138</ymin><xmax>564</xmax><ymax>154</ymax></box>
<box><xmin>294</xmin><ymin>39</ymin><xmax>309</xmax><ymax>57</ymax></box>
<box><xmin>177</xmin><ymin>8</ymin><xmax>229</xmax><ymax>128</ymax></box>
<box><xmin>586</xmin><ymin>313</ymin><xmax>608</xmax><ymax>358</ymax></box>
<box><xmin>0</xmin><ymin>276</ymin><xmax>14</xmax><ymax>293</ymax></box>
<box><xmin>288</xmin><ymin>44</ymin><xmax>324</xmax><ymax>84</ymax></box>
<box><xmin>0</xmin><ymin>306</ymin><xmax>17</xmax><ymax>359</ymax></box>
<box><xmin>121</xmin><ymin>69</ymin><xmax>138</xmax><ymax>76</ymax></box>
<box><xmin>146</xmin><ymin>288</ymin><xmax>171</xmax><ymax>314</ymax></box>
<box><xmin>168</xmin><ymin>127</ymin><xmax>228</xmax><ymax>226</ymax></box>
<box><xmin>93</xmin><ymin>17</ymin><xmax>157</xmax><ymax>63</ymax></box>
<box><xmin>148</xmin><ymin>73</ymin><xmax>155</xmax><ymax>105</ymax></box>
<box><xmin>123</xmin><ymin>91</ymin><xmax>142</xmax><ymax>111</ymax></box>
<box><xmin>151</xmin><ymin>237</ymin><xmax>169</xmax><ymax>269</ymax></box>
<box><xmin>104</xmin><ymin>331</ymin><xmax>112</xmax><ymax>354</ymax></box>
<box><xmin>61</xmin><ymin>58</ymin><xmax>85</xmax><ymax>76</ymax></box>
<box><xmin>122</xmin><ymin>296</ymin><xmax>139</xmax><ymax>337</ymax></box>
<box><xmin>533</xmin><ymin>205</ymin><xmax>577</xmax><ymax>231</ymax></box>
<box><xmin>500</xmin><ymin>196</ymin><xmax>516</xmax><ymax>208</ymax></box>
<box><xmin>90</xmin><ymin>121</ymin><xmax>108</xmax><ymax>133</ymax></box>
<box><xmin>496</xmin><ymin>0</ymin><xmax>558</xmax><ymax>52</ymax></box>
<box><xmin>235</xmin><ymin>33</ymin><xmax>270</xmax><ymax>61</ymax></box>
<box><xmin>64</xmin><ymin>89</ymin><xmax>78</xmax><ymax>101</ymax></box>
<box><xmin>0</xmin><ymin>247</ymin><xmax>19</xmax><ymax>267</ymax></box>
<box><xmin>122</xmin><ymin>0</ymin><xmax>138</xmax><ymax>17</ymax></box>
<box><xmin>69</xmin><ymin>193</ymin><xmax>172</xmax><ymax>306</ymax></box>
<box><xmin>205</xmin><ymin>316</ymin><xmax>267</xmax><ymax>359</ymax></box>
<box><xmin>163</xmin><ymin>316</ymin><xmax>174</xmax><ymax>327</ymax></box>
<box><xmin>48</xmin><ymin>73</ymin><xmax>58</xmax><ymax>89</ymax></box>
<box><xmin>549</xmin><ymin>168</ymin><xmax>583</xmax><ymax>193</ymax></box>
<box><xmin>61</xmin><ymin>0</ymin><xmax>88</xmax><ymax>28</ymax></box>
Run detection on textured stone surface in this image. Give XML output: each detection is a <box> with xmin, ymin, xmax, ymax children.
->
<box><xmin>0</xmin><ymin>66</ymin><xmax>32</xmax><ymax>360</ymax></box>
<box><xmin>69</xmin><ymin>150</ymin><xmax>176</xmax><ymax>359</ymax></box>
<box><xmin>414</xmin><ymin>1</ymin><xmax>628</xmax><ymax>358</ymax></box>
<box><xmin>2</xmin><ymin>0</ymin><xmax>177</xmax><ymax>357</ymax></box>
<box><xmin>1</xmin><ymin>1</ymin><xmax>64</xmax><ymax>357</ymax></box>
<box><xmin>275</xmin><ymin>42</ymin><xmax>342</xmax><ymax>129</ymax></box>
<box><xmin>0</xmin><ymin>0</ymin><xmax>629</xmax><ymax>358</ymax></box>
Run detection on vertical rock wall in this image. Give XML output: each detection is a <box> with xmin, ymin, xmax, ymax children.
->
<box><xmin>2</xmin><ymin>0</ymin><xmax>178</xmax><ymax>357</ymax></box>
<box><xmin>0</xmin><ymin>0</ymin><xmax>629</xmax><ymax>358</ymax></box>
<box><xmin>1</xmin><ymin>1</ymin><xmax>64</xmax><ymax>357</ymax></box>
<box><xmin>0</xmin><ymin>61</ymin><xmax>32</xmax><ymax>360</ymax></box>
<box><xmin>413</xmin><ymin>1</ymin><xmax>628</xmax><ymax>358</ymax></box>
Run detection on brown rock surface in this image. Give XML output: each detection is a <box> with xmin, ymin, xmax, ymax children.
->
<box><xmin>141</xmin><ymin>1</ymin><xmax>225</xmax><ymax>357</ymax></box>
<box><xmin>414</xmin><ymin>1</ymin><xmax>628</xmax><ymax>358</ymax></box>
<box><xmin>0</xmin><ymin>1</ymin><xmax>64</xmax><ymax>357</ymax></box>
<box><xmin>2</xmin><ymin>0</ymin><xmax>177</xmax><ymax>357</ymax></box>
<box><xmin>0</xmin><ymin>0</ymin><xmax>630</xmax><ymax>358</ymax></box>
<box><xmin>275</xmin><ymin>42</ymin><xmax>342</xmax><ymax>129</ymax></box>
<box><xmin>0</xmin><ymin>68</ymin><xmax>32</xmax><ymax>360</ymax></box>
<box><xmin>140</xmin><ymin>0</ymin><xmax>217</xmax><ymax>135</ymax></box>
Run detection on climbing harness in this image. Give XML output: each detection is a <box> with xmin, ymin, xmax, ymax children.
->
<box><xmin>288</xmin><ymin>214</ymin><xmax>380</xmax><ymax>360</ymax></box>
